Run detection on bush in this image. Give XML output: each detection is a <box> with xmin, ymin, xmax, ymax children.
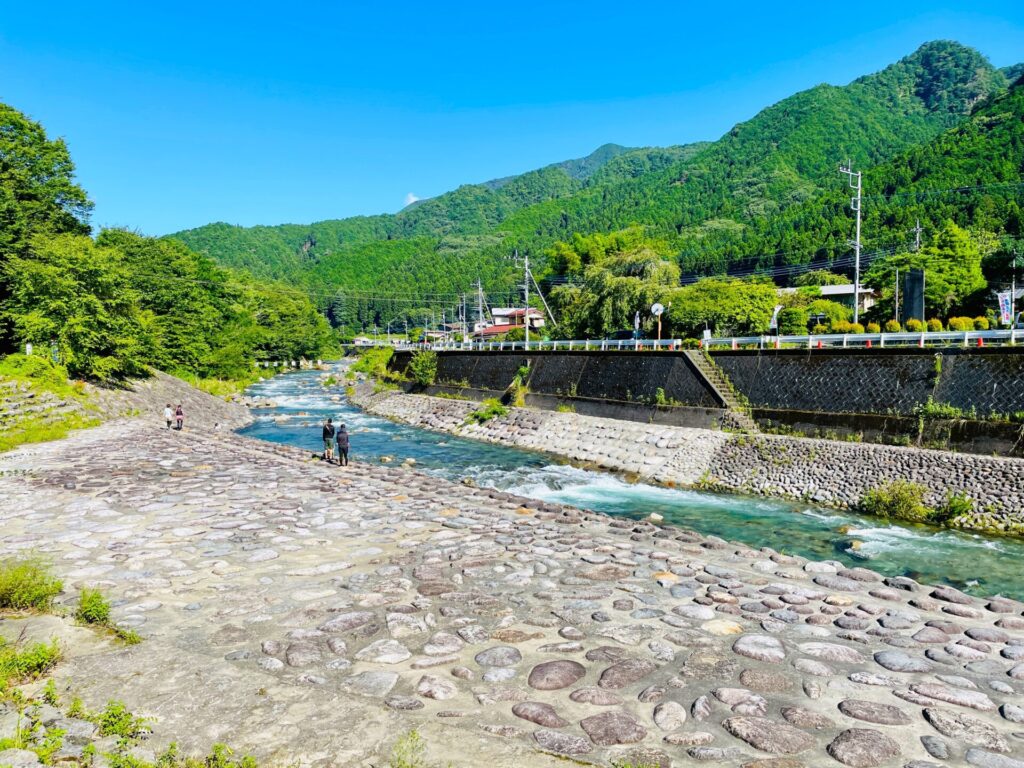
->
<box><xmin>947</xmin><ymin>316</ymin><xmax>973</xmax><ymax>331</ymax></box>
<box><xmin>407</xmin><ymin>350</ymin><xmax>437</xmax><ymax>386</ymax></box>
<box><xmin>350</xmin><ymin>347</ymin><xmax>394</xmax><ymax>378</ymax></box>
<box><xmin>76</xmin><ymin>587</ymin><xmax>111</xmax><ymax>625</ymax></box>
<box><xmin>974</xmin><ymin>316</ymin><xmax>990</xmax><ymax>330</ymax></box>
<box><xmin>906</xmin><ymin>318</ymin><xmax>924</xmax><ymax>332</ymax></box>
<box><xmin>0</xmin><ymin>558</ymin><xmax>63</xmax><ymax>611</ymax></box>
<box><xmin>778</xmin><ymin>307</ymin><xmax>809</xmax><ymax>335</ymax></box>
<box><xmin>97</xmin><ymin>701</ymin><xmax>151</xmax><ymax>739</ymax></box>
<box><xmin>865</xmin><ymin>322</ymin><xmax>881</xmax><ymax>334</ymax></box>
<box><xmin>927</xmin><ymin>318</ymin><xmax>944</xmax><ymax>332</ymax></box>
<box><xmin>0</xmin><ymin>637</ymin><xmax>62</xmax><ymax>687</ymax></box>
<box><xmin>465</xmin><ymin>398</ymin><xmax>509</xmax><ymax>425</ymax></box>
<box><xmin>811</xmin><ymin>324</ymin><xmax>828</xmax><ymax>335</ymax></box>
<box><xmin>931</xmin><ymin>492</ymin><xmax>973</xmax><ymax>525</ymax></box>
<box><xmin>859</xmin><ymin>480</ymin><xmax>931</xmax><ymax>522</ymax></box>
<box><xmin>884</xmin><ymin>320</ymin><xmax>902</xmax><ymax>332</ymax></box>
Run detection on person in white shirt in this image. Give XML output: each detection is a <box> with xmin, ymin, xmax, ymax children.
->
<box><xmin>164</xmin><ymin>404</ymin><xmax>173</xmax><ymax>429</ymax></box>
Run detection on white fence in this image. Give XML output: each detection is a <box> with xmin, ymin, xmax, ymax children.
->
<box><xmin>383</xmin><ymin>329</ymin><xmax>1021</xmax><ymax>353</ymax></box>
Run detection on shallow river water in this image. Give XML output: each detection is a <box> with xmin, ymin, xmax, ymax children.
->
<box><xmin>238</xmin><ymin>368</ymin><xmax>1024</xmax><ymax>599</ymax></box>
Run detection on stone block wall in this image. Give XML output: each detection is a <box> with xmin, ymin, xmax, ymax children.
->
<box><xmin>711</xmin><ymin>348</ymin><xmax>1024</xmax><ymax>416</ymax></box>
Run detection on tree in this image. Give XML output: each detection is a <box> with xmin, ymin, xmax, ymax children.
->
<box><xmin>3</xmin><ymin>235</ymin><xmax>148</xmax><ymax>380</ymax></box>
<box><xmin>794</xmin><ymin>270</ymin><xmax>848</xmax><ymax>287</ymax></box>
<box><xmin>666</xmin><ymin>278</ymin><xmax>778</xmax><ymax>337</ymax></box>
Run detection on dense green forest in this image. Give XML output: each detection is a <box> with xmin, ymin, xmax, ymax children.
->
<box><xmin>0</xmin><ymin>102</ymin><xmax>336</xmax><ymax>382</ymax></box>
<box><xmin>171</xmin><ymin>41</ymin><xmax>1023</xmax><ymax>337</ymax></box>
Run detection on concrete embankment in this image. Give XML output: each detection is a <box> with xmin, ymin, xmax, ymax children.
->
<box><xmin>353</xmin><ymin>385</ymin><xmax>1024</xmax><ymax>535</ymax></box>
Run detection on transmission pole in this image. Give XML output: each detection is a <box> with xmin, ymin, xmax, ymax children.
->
<box><xmin>839</xmin><ymin>161</ymin><xmax>863</xmax><ymax>325</ymax></box>
<box><xmin>913</xmin><ymin>219</ymin><xmax>923</xmax><ymax>252</ymax></box>
<box><xmin>1013</xmin><ymin>249</ymin><xmax>1019</xmax><ymax>327</ymax></box>
<box><xmin>522</xmin><ymin>250</ymin><xmax>530</xmax><ymax>350</ymax></box>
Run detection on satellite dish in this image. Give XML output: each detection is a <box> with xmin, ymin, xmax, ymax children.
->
<box><xmin>651</xmin><ymin>303</ymin><xmax>665</xmax><ymax>317</ymax></box>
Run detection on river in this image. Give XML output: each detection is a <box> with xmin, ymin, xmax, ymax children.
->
<box><xmin>238</xmin><ymin>367</ymin><xmax>1023</xmax><ymax>599</ymax></box>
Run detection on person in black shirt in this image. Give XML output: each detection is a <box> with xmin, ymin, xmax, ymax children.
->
<box><xmin>322</xmin><ymin>418</ymin><xmax>336</xmax><ymax>462</ymax></box>
<box><xmin>336</xmin><ymin>423</ymin><xmax>350</xmax><ymax>467</ymax></box>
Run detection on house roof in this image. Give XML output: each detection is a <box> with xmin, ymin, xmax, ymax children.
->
<box><xmin>472</xmin><ymin>324</ymin><xmax>516</xmax><ymax>337</ymax></box>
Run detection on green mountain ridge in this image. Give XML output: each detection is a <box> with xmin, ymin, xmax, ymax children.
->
<box><xmin>170</xmin><ymin>40</ymin><xmax>1018</xmax><ymax>331</ymax></box>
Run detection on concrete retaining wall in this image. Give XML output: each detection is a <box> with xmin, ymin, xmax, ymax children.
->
<box><xmin>352</xmin><ymin>385</ymin><xmax>1024</xmax><ymax>536</ymax></box>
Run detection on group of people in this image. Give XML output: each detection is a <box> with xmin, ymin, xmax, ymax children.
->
<box><xmin>321</xmin><ymin>418</ymin><xmax>351</xmax><ymax>466</ymax></box>
<box><xmin>164</xmin><ymin>403</ymin><xmax>184</xmax><ymax>430</ymax></box>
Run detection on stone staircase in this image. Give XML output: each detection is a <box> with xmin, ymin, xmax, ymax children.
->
<box><xmin>684</xmin><ymin>350</ymin><xmax>759</xmax><ymax>433</ymax></box>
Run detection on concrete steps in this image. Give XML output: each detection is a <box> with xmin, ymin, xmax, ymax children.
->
<box><xmin>684</xmin><ymin>351</ymin><xmax>759</xmax><ymax>433</ymax></box>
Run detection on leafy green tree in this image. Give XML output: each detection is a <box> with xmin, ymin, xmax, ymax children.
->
<box><xmin>4</xmin><ymin>235</ymin><xmax>148</xmax><ymax>380</ymax></box>
<box><xmin>794</xmin><ymin>270</ymin><xmax>848</xmax><ymax>286</ymax></box>
<box><xmin>666</xmin><ymin>278</ymin><xmax>778</xmax><ymax>337</ymax></box>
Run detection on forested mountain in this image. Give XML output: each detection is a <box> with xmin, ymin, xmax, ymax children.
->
<box><xmin>171</xmin><ymin>41</ymin><xmax>1019</xmax><ymax>334</ymax></box>
<box><xmin>0</xmin><ymin>101</ymin><xmax>336</xmax><ymax>382</ymax></box>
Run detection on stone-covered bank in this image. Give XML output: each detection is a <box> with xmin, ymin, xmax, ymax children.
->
<box><xmin>352</xmin><ymin>386</ymin><xmax>1024</xmax><ymax>535</ymax></box>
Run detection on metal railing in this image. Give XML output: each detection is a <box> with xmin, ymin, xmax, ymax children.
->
<box><xmin>701</xmin><ymin>329</ymin><xmax>1020</xmax><ymax>350</ymax></box>
<box><xmin>382</xmin><ymin>329</ymin><xmax>1022</xmax><ymax>353</ymax></box>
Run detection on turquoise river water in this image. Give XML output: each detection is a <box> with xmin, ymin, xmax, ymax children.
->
<box><xmin>238</xmin><ymin>368</ymin><xmax>1023</xmax><ymax>600</ymax></box>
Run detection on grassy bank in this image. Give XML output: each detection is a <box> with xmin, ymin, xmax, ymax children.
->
<box><xmin>0</xmin><ymin>355</ymin><xmax>101</xmax><ymax>452</ymax></box>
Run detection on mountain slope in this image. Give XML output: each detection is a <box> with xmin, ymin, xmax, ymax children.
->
<box><xmin>171</xmin><ymin>40</ymin><xmax>1012</xmax><ymax>325</ymax></box>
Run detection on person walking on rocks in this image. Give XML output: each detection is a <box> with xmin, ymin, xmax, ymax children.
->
<box><xmin>174</xmin><ymin>404</ymin><xmax>184</xmax><ymax>431</ymax></box>
<box><xmin>336</xmin><ymin>423</ymin><xmax>350</xmax><ymax>467</ymax></box>
<box><xmin>322</xmin><ymin>418</ymin><xmax>336</xmax><ymax>462</ymax></box>
<box><xmin>164</xmin><ymin>404</ymin><xmax>173</xmax><ymax>429</ymax></box>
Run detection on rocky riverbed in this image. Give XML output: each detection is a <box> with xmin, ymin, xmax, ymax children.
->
<box><xmin>2</xmin><ymin>407</ymin><xmax>1024</xmax><ymax>766</ymax></box>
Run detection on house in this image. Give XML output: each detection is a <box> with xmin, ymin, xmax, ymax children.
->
<box><xmin>490</xmin><ymin>308</ymin><xmax>545</xmax><ymax>330</ymax></box>
<box><xmin>777</xmin><ymin>284</ymin><xmax>877</xmax><ymax>314</ymax></box>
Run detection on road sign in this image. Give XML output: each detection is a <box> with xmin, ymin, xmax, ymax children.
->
<box><xmin>651</xmin><ymin>303</ymin><xmax>664</xmax><ymax>316</ymax></box>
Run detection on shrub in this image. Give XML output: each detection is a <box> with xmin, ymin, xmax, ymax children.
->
<box><xmin>865</xmin><ymin>322</ymin><xmax>881</xmax><ymax>334</ymax></box>
<box><xmin>931</xmin><ymin>492</ymin><xmax>973</xmax><ymax>525</ymax></box>
<box><xmin>465</xmin><ymin>398</ymin><xmax>509</xmax><ymax>425</ymax></box>
<box><xmin>947</xmin><ymin>316</ymin><xmax>973</xmax><ymax>331</ymax></box>
<box><xmin>905</xmin><ymin>318</ymin><xmax>924</xmax><ymax>332</ymax></box>
<box><xmin>76</xmin><ymin>587</ymin><xmax>111</xmax><ymax>625</ymax></box>
<box><xmin>0</xmin><ymin>558</ymin><xmax>63</xmax><ymax>611</ymax></box>
<box><xmin>974</xmin><ymin>316</ymin><xmax>990</xmax><ymax>330</ymax></box>
<box><xmin>927</xmin><ymin>318</ymin><xmax>944</xmax><ymax>332</ymax></box>
<box><xmin>0</xmin><ymin>637</ymin><xmax>62</xmax><ymax>687</ymax></box>
<box><xmin>811</xmin><ymin>324</ymin><xmax>828</xmax><ymax>335</ymax></box>
<box><xmin>97</xmin><ymin>701</ymin><xmax>150</xmax><ymax>739</ymax></box>
<box><xmin>884</xmin><ymin>320</ymin><xmax>902</xmax><ymax>332</ymax></box>
<box><xmin>407</xmin><ymin>350</ymin><xmax>437</xmax><ymax>386</ymax></box>
<box><xmin>350</xmin><ymin>347</ymin><xmax>394</xmax><ymax>379</ymax></box>
<box><xmin>389</xmin><ymin>730</ymin><xmax>426</xmax><ymax>768</ymax></box>
<box><xmin>858</xmin><ymin>480</ymin><xmax>931</xmax><ymax>522</ymax></box>
<box><xmin>778</xmin><ymin>307</ymin><xmax>808</xmax><ymax>335</ymax></box>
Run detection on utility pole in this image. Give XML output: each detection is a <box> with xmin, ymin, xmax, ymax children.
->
<box><xmin>913</xmin><ymin>219</ymin><xmax>923</xmax><ymax>252</ymax></box>
<box><xmin>839</xmin><ymin>160</ymin><xmax>863</xmax><ymax>325</ymax></box>
<box><xmin>477</xmin><ymin>278</ymin><xmax>485</xmax><ymax>328</ymax></box>
<box><xmin>1013</xmin><ymin>249</ymin><xmax>1019</xmax><ymax>328</ymax></box>
<box><xmin>522</xmin><ymin>250</ymin><xmax>530</xmax><ymax>350</ymax></box>
<box><xmin>894</xmin><ymin>268</ymin><xmax>900</xmax><ymax>324</ymax></box>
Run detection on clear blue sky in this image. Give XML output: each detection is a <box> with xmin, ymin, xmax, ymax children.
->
<box><xmin>2</xmin><ymin>1</ymin><xmax>1022</xmax><ymax>235</ymax></box>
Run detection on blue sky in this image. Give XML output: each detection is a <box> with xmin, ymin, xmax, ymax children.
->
<box><xmin>2</xmin><ymin>1</ymin><xmax>1022</xmax><ymax>235</ymax></box>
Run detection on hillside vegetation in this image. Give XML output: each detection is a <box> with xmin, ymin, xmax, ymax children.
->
<box><xmin>0</xmin><ymin>102</ymin><xmax>336</xmax><ymax>383</ymax></box>
<box><xmin>170</xmin><ymin>41</ymin><xmax>1022</xmax><ymax>337</ymax></box>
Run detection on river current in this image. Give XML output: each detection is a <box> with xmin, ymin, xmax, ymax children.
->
<box><xmin>238</xmin><ymin>368</ymin><xmax>1023</xmax><ymax>599</ymax></box>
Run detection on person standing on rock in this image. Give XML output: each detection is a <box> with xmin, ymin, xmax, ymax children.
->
<box><xmin>336</xmin><ymin>423</ymin><xmax>350</xmax><ymax>467</ymax></box>
<box><xmin>174</xmin><ymin>404</ymin><xmax>184</xmax><ymax>431</ymax></box>
<box><xmin>164</xmin><ymin>404</ymin><xmax>173</xmax><ymax>429</ymax></box>
<box><xmin>322</xmin><ymin>418</ymin><xmax>336</xmax><ymax>462</ymax></box>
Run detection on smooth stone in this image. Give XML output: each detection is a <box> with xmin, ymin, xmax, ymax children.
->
<box><xmin>920</xmin><ymin>735</ymin><xmax>950</xmax><ymax>760</ymax></box>
<box><xmin>722</xmin><ymin>716</ymin><xmax>814</xmax><ymax>754</ymax></box>
<box><xmin>341</xmin><ymin>671</ymin><xmax>399</xmax><ymax>697</ymax></box>
<box><xmin>826</xmin><ymin>728</ymin><xmax>901</xmax><ymax>767</ymax></box>
<box><xmin>354</xmin><ymin>639</ymin><xmax>411</xmax><ymax>664</ymax></box>
<box><xmin>528</xmin><ymin>660</ymin><xmax>586</xmax><ymax>690</ymax></box>
<box><xmin>598</xmin><ymin>658</ymin><xmax>657</xmax><ymax>689</ymax></box>
<box><xmin>474</xmin><ymin>645</ymin><xmax>522</xmax><ymax>668</ymax></box>
<box><xmin>653</xmin><ymin>700</ymin><xmax>688</xmax><ymax>731</ymax></box>
<box><xmin>838</xmin><ymin>699</ymin><xmax>912</xmax><ymax>725</ymax></box>
<box><xmin>385</xmin><ymin>695</ymin><xmax>424</xmax><ymax>711</ymax></box>
<box><xmin>739</xmin><ymin>669</ymin><xmax>793</xmax><ymax>693</ymax></box>
<box><xmin>579</xmin><ymin>711</ymin><xmax>647</xmax><ymax>746</ymax></box>
<box><xmin>733</xmin><ymin>634</ymin><xmax>786</xmax><ymax>663</ymax></box>
<box><xmin>923</xmin><ymin>708</ymin><xmax>1009</xmax><ymax>752</ymax></box>
<box><xmin>911</xmin><ymin>684</ymin><xmax>996</xmax><ymax>711</ymax></box>
<box><xmin>965</xmin><ymin>749</ymin><xmax>1024</xmax><ymax>768</ymax></box>
<box><xmin>533</xmin><ymin>729</ymin><xmax>592</xmax><ymax>756</ymax></box>
<box><xmin>874</xmin><ymin>650</ymin><xmax>932</xmax><ymax>673</ymax></box>
<box><xmin>416</xmin><ymin>674</ymin><xmax>457</xmax><ymax>700</ymax></box>
<box><xmin>780</xmin><ymin>706</ymin><xmax>834</xmax><ymax>730</ymax></box>
<box><xmin>570</xmin><ymin>686</ymin><xmax>622</xmax><ymax>706</ymax></box>
<box><xmin>799</xmin><ymin>642</ymin><xmax>864</xmax><ymax>663</ymax></box>
<box><xmin>512</xmin><ymin>701</ymin><xmax>568</xmax><ymax>728</ymax></box>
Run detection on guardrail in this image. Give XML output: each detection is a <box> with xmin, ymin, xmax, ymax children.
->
<box><xmin>701</xmin><ymin>329</ymin><xmax>1020</xmax><ymax>350</ymax></box>
<box><xmin>381</xmin><ymin>329</ymin><xmax>1022</xmax><ymax>353</ymax></box>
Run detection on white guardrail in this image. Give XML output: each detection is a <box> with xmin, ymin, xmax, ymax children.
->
<box><xmin>383</xmin><ymin>329</ymin><xmax>1022</xmax><ymax>353</ymax></box>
